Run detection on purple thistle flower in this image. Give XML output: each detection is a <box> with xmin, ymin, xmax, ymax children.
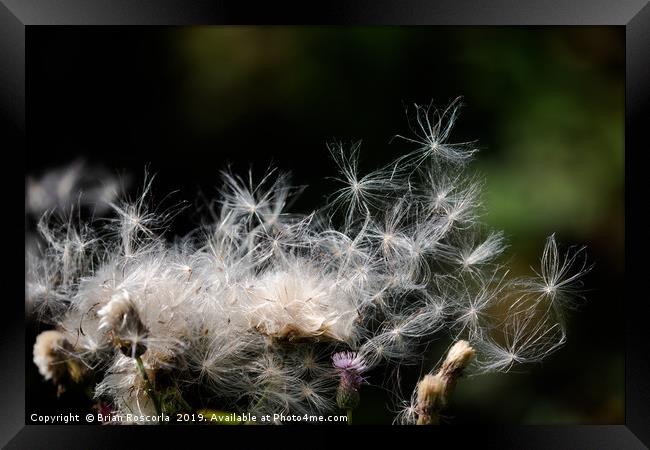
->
<box><xmin>332</xmin><ymin>351</ymin><xmax>367</xmax><ymax>391</ymax></box>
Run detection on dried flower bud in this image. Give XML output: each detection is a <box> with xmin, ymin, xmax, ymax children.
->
<box><xmin>33</xmin><ymin>330</ymin><xmax>84</xmax><ymax>395</ymax></box>
<box><xmin>415</xmin><ymin>340</ymin><xmax>475</xmax><ymax>425</ymax></box>
<box><xmin>98</xmin><ymin>290</ymin><xmax>148</xmax><ymax>358</ymax></box>
<box><xmin>441</xmin><ymin>340</ymin><xmax>475</xmax><ymax>377</ymax></box>
<box><xmin>439</xmin><ymin>340</ymin><xmax>475</xmax><ymax>393</ymax></box>
<box><xmin>415</xmin><ymin>374</ymin><xmax>444</xmax><ymax>425</ymax></box>
<box><xmin>33</xmin><ymin>330</ymin><xmax>71</xmax><ymax>383</ymax></box>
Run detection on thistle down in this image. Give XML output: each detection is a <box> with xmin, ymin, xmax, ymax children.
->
<box><xmin>27</xmin><ymin>99</ymin><xmax>590</xmax><ymax>424</ymax></box>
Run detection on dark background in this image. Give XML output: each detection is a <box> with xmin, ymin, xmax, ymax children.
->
<box><xmin>26</xmin><ymin>26</ymin><xmax>624</xmax><ymax>424</ymax></box>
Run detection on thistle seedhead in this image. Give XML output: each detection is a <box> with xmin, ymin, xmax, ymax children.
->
<box><xmin>414</xmin><ymin>340</ymin><xmax>475</xmax><ymax>425</ymax></box>
<box><xmin>439</xmin><ymin>340</ymin><xmax>476</xmax><ymax>384</ymax></box>
<box><xmin>98</xmin><ymin>290</ymin><xmax>148</xmax><ymax>358</ymax></box>
<box><xmin>33</xmin><ymin>330</ymin><xmax>84</xmax><ymax>395</ymax></box>
<box><xmin>415</xmin><ymin>374</ymin><xmax>444</xmax><ymax>425</ymax></box>
<box><xmin>244</xmin><ymin>262</ymin><xmax>357</xmax><ymax>343</ymax></box>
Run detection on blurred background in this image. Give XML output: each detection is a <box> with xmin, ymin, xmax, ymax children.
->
<box><xmin>26</xmin><ymin>26</ymin><xmax>624</xmax><ymax>424</ymax></box>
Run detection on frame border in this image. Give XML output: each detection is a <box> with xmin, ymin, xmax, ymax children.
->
<box><xmin>2</xmin><ymin>1</ymin><xmax>647</xmax><ymax>448</ymax></box>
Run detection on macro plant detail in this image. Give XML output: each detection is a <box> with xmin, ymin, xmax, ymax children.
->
<box><xmin>27</xmin><ymin>100</ymin><xmax>590</xmax><ymax>425</ymax></box>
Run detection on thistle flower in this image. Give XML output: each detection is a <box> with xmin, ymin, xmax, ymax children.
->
<box><xmin>332</xmin><ymin>351</ymin><xmax>367</xmax><ymax>411</ymax></box>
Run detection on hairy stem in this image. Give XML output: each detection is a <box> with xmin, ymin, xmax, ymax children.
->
<box><xmin>135</xmin><ymin>355</ymin><xmax>162</xmax><ymax>417</ymax></box>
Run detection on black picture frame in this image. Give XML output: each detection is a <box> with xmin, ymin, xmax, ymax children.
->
<box><xmin>1</xmin><ymin>1</ymin><xmax>647</xmax><ymax>448</ymax></box>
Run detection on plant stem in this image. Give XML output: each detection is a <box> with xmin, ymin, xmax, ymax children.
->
<box><xmin>135</xmin><ymin>355</ymin><xmax>162</xmax><ymax>417</ymax></box>
<box><xmin>346</xmin><ymin>409</ymin><xmax>353</xmax><ymax>425</ymax></box>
